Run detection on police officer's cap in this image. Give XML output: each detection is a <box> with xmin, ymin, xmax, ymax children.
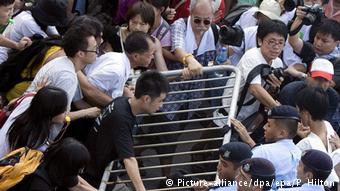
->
<box><xmin>267</xmin><ymin>105</ymin><xmax>300</xmax><ymax>121</ymax></box>
<box><xmin>240</xmin><ymin>158</ymin><xmax>276</xmax><ymax>178</ymax></box>
<box><xmin>219</xmin><ymin>142</ymin><xmax>253</xmax><ymax>162</ymax></box>
<box><xmin>301</xmin><ymin>149</ymin><xmax>333</xmax><ymax>173</ymax></box>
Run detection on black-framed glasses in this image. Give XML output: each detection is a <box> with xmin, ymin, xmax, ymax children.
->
<box><xmin>264</xmin><ymin>39</ymin><xmax>285</xmax><ymax>48</ymax></box>
<box><xmin>82</xmin><ymin>46</ymin><xmax>100</xmax><ymax>54</ymax></box>
<box><xmin>193</xmin><ymin>17</ymin><xmax>212</xmax><ymax>26</ymax></box>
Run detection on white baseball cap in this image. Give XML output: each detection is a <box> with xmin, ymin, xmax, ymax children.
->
<box><xmin>310</xmin><ymin>58</ymin><xmax>334</xmax><ymax>81</ymax></box>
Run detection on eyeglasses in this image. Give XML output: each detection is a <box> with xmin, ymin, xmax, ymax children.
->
<box><xmin>82</xmin><ymin>45</ymin><xmax>100</xmax><ymax>54</ymax></box>
<box><xmin>193</xmin><ymin>17</ymin><xmax>212</xmax><ymax>26</ymax></box>
<box><xmin>264</xmin><ymin>39</ymin><xmax>285</xmax><ymax>47</ymax></box>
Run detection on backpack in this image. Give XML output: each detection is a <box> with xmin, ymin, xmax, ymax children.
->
<box><xmin>0</xmin><ymin>147</ymin><xmax>43</xmax><ymax>190</ymax></box>
<box><xmin>221</xmin><ymin>4</ymin><xmax>253</xmax><ymax>26</ymax></box>
<box><xmin>0</xmin><ymin>37</ymin><xmax>61</xmax><ymax>93</ymax></box>
<box><xmin>0</xmin><ymin>93</ymin><xmax>36</xmax><ymax>128</ymax></box>
<box><xmin>235</xmin><ymin>64</ymin><xmax>271</xmax><ymax>142</ymax></box>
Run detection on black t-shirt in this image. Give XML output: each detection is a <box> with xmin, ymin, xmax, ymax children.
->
<box><xmin>83</xmin><ymin>96</ymin><xmax>136</xmax><ymax>187</ymax></box>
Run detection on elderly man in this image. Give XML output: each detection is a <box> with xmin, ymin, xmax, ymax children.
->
<box><xmin>163</xmin><ymin>0</ymin><xmax>218</xmax><ymax>120</ymax></box>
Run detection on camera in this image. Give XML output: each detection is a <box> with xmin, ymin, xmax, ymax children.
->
<box><xmin>284</xmin><ymin>0</ymin><xmax>304</xmax><ymax>12</ymax></box>
<box><xmin>301</xmin><ymin>4</ymin><xmax>323</xmax><ymax>25</ymax></box>
<box><xmin>219</xmin><ymin>25</ymin><xmax>244</xmax><ymax>47</ymax></box>
<box><xmin>261</xmin><ymin>67</ymin><xmax>285</xmax><ymax>80</ymax></box>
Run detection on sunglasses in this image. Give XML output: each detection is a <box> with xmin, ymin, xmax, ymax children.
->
<box><xmin>193</xmin><ymin>17</ymin><xmax>211</xmax><ymax>26</ymax></box>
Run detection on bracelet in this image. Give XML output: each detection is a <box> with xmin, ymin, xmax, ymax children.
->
<box><xmin>65</xmin><ymin>115</ymin><xmax>71</xmax><ymax>125</ymax></box>
<box><xmin>182</xmin><ymin>54</ymin><xmax>194</xmax><ymax>67</ymax></box>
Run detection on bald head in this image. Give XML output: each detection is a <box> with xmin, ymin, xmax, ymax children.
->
<box><xmin>190</xmin><ymin>0</ymin><xmax>214</xmax><ymax>14</ymax></box>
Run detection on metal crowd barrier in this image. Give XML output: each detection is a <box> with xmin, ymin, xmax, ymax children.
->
<box><xmin>99</xmin><ymin>65</ymin><xmax>241</xmax><ymax>191</ymax></box>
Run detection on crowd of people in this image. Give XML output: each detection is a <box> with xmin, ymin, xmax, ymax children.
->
<box><xmin>0</xmin><ymin>0</ymin><xmax>340</xmax><ymax>190</ymax></box>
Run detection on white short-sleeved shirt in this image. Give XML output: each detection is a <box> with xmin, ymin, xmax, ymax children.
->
<box><xmin>26</xmin><ymin>56</ymin><xmax>78</xmax><ymax>108</ymax></box>
<box><xmin>0</xmin><ymin>11</ymin><xmax>58</xmax><ymax>64</ymax></box>
<box><xmin>221</xmin><ymin>47</ymin><xmax>283</xmax><ymax>123</ymax></box>
<box><xmin>252</xmin><ymin>139</ymin><xmax>301</xmax><ymax>186</ymax></box>
<box><xmin>235</xmin><ymin>7</ymin><xmax>258</xmax><ymax>29</ymax></box>
<box><xmin>235</xmin><ymin>7</ymin><xmax>295</xmax><ymax>29</ymax></box>
<box><xmin>297</xmin><ymin>121</ymin><xmax>340</xmax><ymax>183</ymax></box>
<box><xmin>84</xmin><ymin>52</ymin><xmax>131</xmax><ymax>99</ymax></box>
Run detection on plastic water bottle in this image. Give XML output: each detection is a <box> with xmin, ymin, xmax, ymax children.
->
<box><xmin>214</xmin><ymin>47</ymin><xmax>228</xmax><ymax>77</ymax></box>
<box><xmin>215</xmin><ymin>47</ymin><xmax>228</xmax><ymax>65</ymax></box>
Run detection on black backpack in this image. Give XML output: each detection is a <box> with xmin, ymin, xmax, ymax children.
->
<box><xmin>0</xmin><ymin>37</ymin><xmax>61</xmax><ymax>93</ymax></box>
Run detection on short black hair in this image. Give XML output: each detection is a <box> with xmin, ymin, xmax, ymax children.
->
<box><xmin>145</xmin><ymin>0</ymin><xmax>170</xmax><ymax>9</ymax></box>
<box><xmin>275</xmin><ymin>119</ymin><xmax>298</xmax><ymax>138</ymax></box>
<box><xmin>62</xmin><ymin>25</ymin><xmax>96</xmax><ymax>57</ymax></box>
<box><xmin>125</xmin><ymin>31</ymin><xmax>154</xmax><ymax>54</ymax></box>
<box><xmin>126</xmin><ymin>1</ymin><xmax>155</xmax><ymax>33</ymax></box>
<box><xmin>295</xmin><ymin>87</ymin><xmax>329</xmax><ymax>121</ymax></box>
<box><xmin>71</xmin><ymin>15</ymin><xmax>103</xmax><ymax>39</ymax></box>
<box><xmin>0</xmin><ymin>0</ymin><xmax>14</xmax><ymax>6</ymax></box>
<box><xmin>303</xmin><ymin>165</ymin><xmax>331</xmax><ymax>182</ymax></box>
<box><xmin>135</xmin><ymin>70</ymin><xmax>169</xmax><ymax>100</ymax></box>
<box><xmin>44</xmin><ymin>138</ymin><xmax>90</xmax><ymax>186</ymax></box>
<box><xmin>317</xmin><ymin>18</ymin><xmax>340</xmax><ymax>41</ymax></box>
<box><xmin>102</xmin><ymin>25</ymin><xmax>120</xmax><ymax>51</ymax></box>
<box><xmin>257</xmin><ymin>19</ymin><xmax>288</xmax><ymax>43</ymax></box>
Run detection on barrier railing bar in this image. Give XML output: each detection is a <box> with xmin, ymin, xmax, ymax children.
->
<box><xmin>133</xmin><ymin>127</ymin><xmax>223</xmax><ymax>138</ymax></box>
<box><xmin>167</xmin><ymin>84</ymin><xmax>233</xmax><ymax>95</ymax></box>
<box><xmin>135</xmin><ymin>148</ymin><xmax>219</xmax><ymax>159</ymax></box>
<box><xmin>168</xmin><ymin>74</ymin><xmax>235</xmax><ymax>85</ymax></box>
<box><xmin>139</xmin><ymin>115</ymin><xmax>227</xmax><ymax>127</ymax></box>
<box><xmin>110</xmin><ymin>160</ymin><xmax>219</xmax><ymax>173</ymax></box>
<box><xmin>138</xmin><ymin>105</ymin><xmax>229</xmax><ymax>119</ymax></box>
<box><xmin>133</xmin><ymin>137</ymin><xmax>223</xmax><ymax>149</ymax></box>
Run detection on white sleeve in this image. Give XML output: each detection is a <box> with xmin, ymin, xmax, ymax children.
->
<box><xmin>87</xmin><ymin>69</ymin><xmax>121</xmax><ymax>95</ymax></box>
<box><xmin>296</xmin><ymin>138</ymin><xmax>312</xmax><ymax>152</ymax></box>
<box><xmin>252</xmin><ymin>146</ymin><xmax>266</xmax><ymax>158</ymax></box>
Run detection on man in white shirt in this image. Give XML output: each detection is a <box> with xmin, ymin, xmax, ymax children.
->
<box><xmin>214</xmin><ymin>19</ymin><xmax>287</xmax><ymax>126</ymax></box>
<box><xmin>27</xmin><ymin>24</ymin><xmax>100</xmax><ymax>119</ymax></box>
<box><xmin>78</xmin><ymin>32</ymin><xmax>156</xmax><ymax>107</ymax></box>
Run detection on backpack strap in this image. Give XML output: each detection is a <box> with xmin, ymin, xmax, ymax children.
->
<box><xmin>236</xmin><ymin>64</ymin><xmax>271</xmax><ymax>116</ymax></box>
<box><xmin>183</xmin><ymin>18</ymin><xmax>219</xmax><ymax>45</ymax></box>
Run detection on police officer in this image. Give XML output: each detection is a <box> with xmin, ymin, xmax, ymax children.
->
<box><xmin>235</xmin><ymin>157</ymin><xmax>276</xmax><ymax>191</ymax></box>
<box><xmin>278</xmin><ymin>149</ymin><xmax>333</xmax><ymax>191</ymax></box>
<box><xmin>194</xmin><ymin>142</ymin><xmax>253</xmax><ymax>191</ymax></box>
<box><xmin>232</xmin><ymin>105</ymin><xmax>302</xmax><ymax>187</ymax></box>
